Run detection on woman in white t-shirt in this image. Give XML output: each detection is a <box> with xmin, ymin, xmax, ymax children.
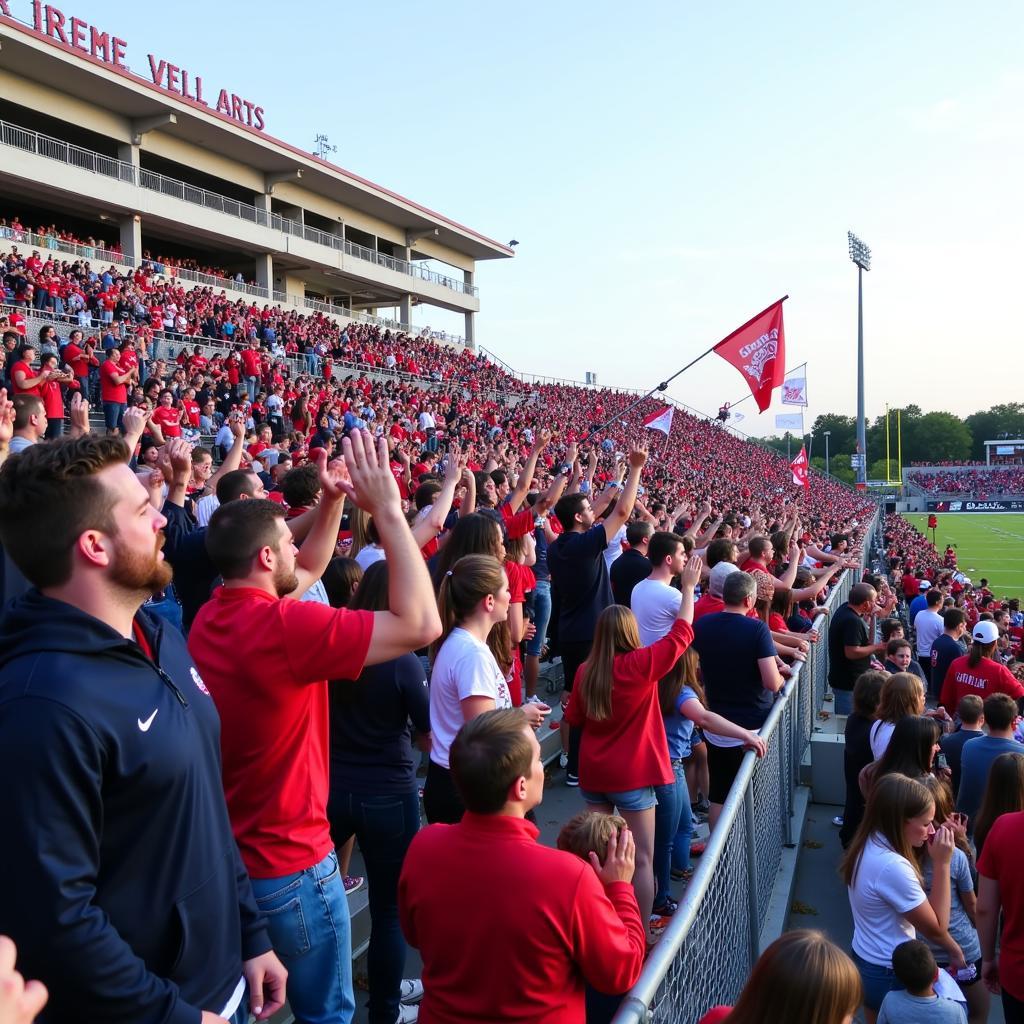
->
<box><xmin>423</xmin><ymin>554</ymin><xmax>548</xmax><ymax>824</ymax></box>
<box><xmin>870</xmin><ymin>673</ymin><xmax>927</xmax><ymax>760</ymax></box>
<box><xmin>841</xmin><ymin>773</ymin><xmax>966</xmax><ymax>1023</ymax></box>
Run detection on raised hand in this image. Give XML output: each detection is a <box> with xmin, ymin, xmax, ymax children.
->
<box><xmin>628</xmin><ymin>444</ymin><xmax>648</xmax><ymax>469</ymax></box>
<box><xmin>338</xmin><ymin>429</ymin><xmax>400</xmax><ymax>516</ymax></box>
<box><xmin>0</xmin><ymin>389</ymin><xmax>14</xmax><ymax>447</ymax></box>
<box><xmin>314</xmin><ymin>447</ymin><xmax>351</xmax><ymax>504</ymax></box>
<box><xmin>681</xmin><ymin>555</ymin><xmax>704</xmax><ymax>590</ymax></box>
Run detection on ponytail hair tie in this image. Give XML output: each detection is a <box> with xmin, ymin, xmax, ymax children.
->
<box><xmin>445</xmin><ymin>570</ymin><xmax>453</xmax><ymax>577</ymax></box>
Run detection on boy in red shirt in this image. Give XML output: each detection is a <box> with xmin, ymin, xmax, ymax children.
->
<box><xmin>189</xmin><ymin>431</ymin><xmax>440</xmax><ymax>1024</ymax></box>
<box><xmin>399</xmin><ymin>709</ymin><xmax>646</xmax><ymax>1023</ymax></box>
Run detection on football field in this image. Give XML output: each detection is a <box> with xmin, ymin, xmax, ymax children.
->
<box><xmin>902</xmin><ymin>513</ymin><xmax>1024</xmax><ymax>599</ymax></box>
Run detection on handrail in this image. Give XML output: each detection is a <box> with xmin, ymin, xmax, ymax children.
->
<box><xmin>0</xmin><ymin>118</ymin><xmax>478</xmax><ymax>297</ymax></box>
<box><xmin>0</xmin><ymin>228</ymin><xmax>467</xmax><ymax>345</ymax></box>
<box><xmin>1</xmin><ymin>304</ymin><xmax>523</xmax><ymax>405</ymax></box>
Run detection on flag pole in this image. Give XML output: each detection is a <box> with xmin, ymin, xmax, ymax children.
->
<box><xmin>727</xmin><ymin>357</ymin><xmax>802</xmax><ymax>411</ymax></box>
<box><xmin>580</xmin><ymin>296</ymin><xmax>788</xmax><ymax>444</ymax></box>
<box><xmin>885</xmin><ymin>404</ymin><xmax>891</xmax><ymax>484</ymax></box>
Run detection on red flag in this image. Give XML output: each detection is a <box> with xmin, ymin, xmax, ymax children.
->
<box><xmin>712</xmin><ymin>299</ymin><xmax>786</xmax><ymax>412</ymax></box>
<box><xmin>790</xmin><ymin>445</ymin><xmax>810</xmax><ymax>491</ymax></box>
<box><xmin>642</xmin><ymin>405</ymin><xmax>674</xmax><ymax>436</ymax></box>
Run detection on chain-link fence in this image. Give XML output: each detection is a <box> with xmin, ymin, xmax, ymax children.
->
<box><xmin>612</xmin><ymin>513</ymin><xmax>877</xmax><ymax>1024</ymax></box>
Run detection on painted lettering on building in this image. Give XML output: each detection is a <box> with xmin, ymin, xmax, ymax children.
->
<box><xmin>5</xmin><ymin>2</ymin><xmax>267</xmax><ymax>130</ymax></box>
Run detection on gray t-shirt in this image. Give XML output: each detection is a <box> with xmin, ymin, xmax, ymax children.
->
<box><xmin>921</xmin><ymin>847</ymin><xmax>982</xmax><ymax>963</ymax></box>
<box><xmin>877</xmin><ymin>989</ymin><xmax>966</xmax><ymax>1023</ymax></box>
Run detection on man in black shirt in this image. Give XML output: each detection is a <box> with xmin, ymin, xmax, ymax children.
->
<box><xmin>610</xmin><ymin>520</ymin><xmax>653</xmax><ymax>606</ymax></box>
<box><xmin>930</xmin><ymin>608</ymin><xmax>968</xmax><ymax>702</ymax></box>
<box><xmin>828</xmin><ymin>582</ymin><xmax>887</xmax><ymax>715</ymax></box>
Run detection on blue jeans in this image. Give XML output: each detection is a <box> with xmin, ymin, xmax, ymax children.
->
<box><xmin>526</xmin><ymin>579</ymin><xmax>551</xmax><ymax>657</ymax></box>
<box><xmin>103</xmin><ymin>401</ymin><xmax>126</xmax><ymax>432</ymax></box>
<box><xmin>246</xmin><ymin>375</ymin><xmax>259</xmax><ymax>402</ymax></box>
<box><xmin>832</xmin><ymin>688</ymin><xmax>853</xmax><ymax>715</ymax></box>
<box><xmin>249</xmin><ymin>850</ymin><xmax>355</xmax><ymax>1024</ymax></box>
<box><xmin>653</xmin><ymin>760</ymin><xmax>694</xmax><ymax>906</ymax></box>
<box><xmin>327</xmin><ymin>788</ymin><xmax>420</xmax><ymax>1024</ymax></box>
<box><xmin>305</xmin><ymin>352</ymin><xmax>320</xmax><ymax>375</ymax></box>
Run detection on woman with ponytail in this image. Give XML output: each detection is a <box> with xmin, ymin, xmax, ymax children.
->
<box><xmin>423</xmin><ymin>554</ymin><xmax>549</xmax><ymax>824</ymax></box>
<box><xmin>564</xmin><ymin>556</ymin><xmax>703</xmax><ymax>940</ymax></box>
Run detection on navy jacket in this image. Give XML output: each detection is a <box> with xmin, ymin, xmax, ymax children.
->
<box><xmin>0</xmin><ymin>592</ymin><xmax>270</xmax><ymax>1024</ymax></box>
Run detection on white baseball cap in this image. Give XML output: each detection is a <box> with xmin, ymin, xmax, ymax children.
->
<box><xmin>709</xmin><ymin>561</ymin><xmax>740</xmax><ymax>598</ymax></box>
<box><xmin>972</xmin><ymin>620</ymin><xmax>999</xmax><ymax>644</ymax></box>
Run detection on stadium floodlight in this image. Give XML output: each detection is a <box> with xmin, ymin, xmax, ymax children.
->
<box><xmin>848</xmin><ymin>231</ymin><xmax>871</xmax><ymax>271</ymax></box>
<box><xmin>848</xmin><ymin>231</ymin><xmax>871</xmax><ymax>487</ymax></box>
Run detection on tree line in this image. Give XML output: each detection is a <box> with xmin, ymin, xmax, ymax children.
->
<box><xmin>755</xmin><ymin>403</ymin><xmax>1024</xmax><ymax>485</ymax></box>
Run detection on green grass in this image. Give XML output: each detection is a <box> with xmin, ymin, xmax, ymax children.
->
<box><xmin>903</xmin><ymin>513</ymin><xmax>1024</xmax><ymax>599</ymax></box>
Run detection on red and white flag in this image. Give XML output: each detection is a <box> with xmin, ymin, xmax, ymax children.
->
<box><xmin>642</xmin><ymin>405</ymin><xmax>674</xmax><ymax>436</ymax></box>
<box><xmin>790</xmin><ymin>445</ymin><xmax>810</xmax><ymax>491</ymax></box>
<box><xmin>713</xmin><ymin>299</ymin><xmax>786</xmax><ymax>412</ymax></box>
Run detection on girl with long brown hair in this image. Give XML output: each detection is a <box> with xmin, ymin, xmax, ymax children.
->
<box><xmin>652</xmin><ymin>648</ymin><xmax>766</xmax><ymax>916</ymax></box>
<box><xmin>423</xmin><ymin>554</ymin><xmax>547</xmax><ymax>825</ymax></box>
<box><xmin>917</xmin><ymin>775</ymin><xmax>988</xmax><ymax>1023</ymax></box>
<box><xmin>563</xmin><ymin>557</ymin><xmax>702</xmax><ymax>940</ymax></box>
<box><xmin>841</xmin><ymin>773</ymin><xmax>966</xmax><ymax>1022</ymax></box>
<box><xmin>973</xmin><ymin>751</ymin><xmax>1024</xmax><ymax>859</ymax></box>
<box><xmin>697</xmin><ymin>930</ymin><xmax>861</xmax><ymax>1024</ymax></box>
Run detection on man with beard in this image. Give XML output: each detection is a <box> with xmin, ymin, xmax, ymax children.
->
<box><xmin>188</xmin><ymin>428</ymin><xmax>441</xmax><ymax>1024</ymax></box>
<box><xmin>0</xmin><ymin>435</ymin><xmax>286</xmax><ymax>1024</ymax></box>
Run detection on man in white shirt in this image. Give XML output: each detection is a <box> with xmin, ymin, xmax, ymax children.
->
<box><xmin>914</xmin><ymin>588</ymin><xmax>945</xmax><ymax>693</ymax></box>
<box><xmin>631</xmin><ymin>531</ymin><xmax>688</xmax><ymax>646</ymax></box>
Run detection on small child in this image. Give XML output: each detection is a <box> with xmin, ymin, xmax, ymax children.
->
<box><xmin>877</xmin><ymin>940</ymin><xmax>967</xmax><ymax>1023</ymax></box>
<box><xmin>557</xmin><ymin>812</ymin><xmax>631</xmax><ymax>1024</ymax></box>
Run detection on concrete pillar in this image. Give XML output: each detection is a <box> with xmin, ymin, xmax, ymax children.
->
<box><xmin>117</xmin><ymin>142</ymin><xmax>140</xmax><ymax>185</ymax></box>
<box><xmin>398</xmin><ymin>294</ymin><xmax>413</xmax><ymax>327</ymax></box>
<box><xmin>253</xmin><ymin>254</ymin><xmax>273</xmax><ymax>292</ymax></box>
<box><xmin>464</xmin><ymin>311</ymin><xmax>476</xmax><ymax>349</ymax></box>
<box><xmin>119</xmin><ymin>214</ymin><xmax>142</xmax><ymax>265</ymax></box>
<box><xmin>277</xmin><ymin>205</ymin><xmax>303</xmax><ymax>226</ymax></box>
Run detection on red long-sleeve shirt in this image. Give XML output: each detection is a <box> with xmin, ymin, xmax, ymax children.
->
<box><xmin>399</xmin><ymin>813</ymin><xmax>645</xmax><ymax>1023</ymax></box>
<box><xmin>563</xmin><ymin>618</ymin><xmax>694</xmax><ymax>792</ymax></box>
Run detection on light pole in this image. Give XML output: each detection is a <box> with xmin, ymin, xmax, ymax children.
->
<box><xmin>824</xmin><ymin>430</ymin><xmax>831</xmax><ymax>479</ymax></box>
<box><xmin>848</xmin><ymin>231</ymin><xmax>871</xmax><ymax>488</ymax></box>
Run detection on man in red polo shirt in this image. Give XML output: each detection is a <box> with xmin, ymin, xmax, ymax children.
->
<box><xmin>189</xmin><ymin>429</ymin><xmax>441</xmax><ymax>1024</ymax></box>
<box><xmin>399</xmin><ymin>709</ymin><xmax>645</xmax><ymax>1023</ymax></box>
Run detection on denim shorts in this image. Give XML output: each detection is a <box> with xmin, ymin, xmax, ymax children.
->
<box><xmin>580</xmin><ymin>785</ymin><xmax>657</xmax><ymax>811</ymax></box>
<box><xmin>852</xmin><ymin>949</ymin><xmax>903</xmax><ymax>1011</ymax></box>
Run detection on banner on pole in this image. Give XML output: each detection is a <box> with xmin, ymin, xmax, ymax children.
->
<box><xmin>782</xmin><ymin>364</ymin><xmax>808</xmax><ymax>407</ymax></box>
<box><xmin>775</xmin><ymin>413</ymin><xmax>803</xmax><ymax>431</ymax></box>
<box><xmin>713</xmin><ymin>300</ymin><xmax>786</xmax><ymax>412</ymax></box>
<box><xmin>790</xmin><ymin>446</ymin><xmax>810</xmax><ymax>491</ymax></box>
<box><xmin>642</xmin><ymin>405</ymin><xmax>674</xmax><ymax>436</ymax></box>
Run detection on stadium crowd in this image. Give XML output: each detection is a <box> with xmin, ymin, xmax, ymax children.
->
<box><xmin>907</xmin><ymin>468</ymin><xmax>1024</xmax><ymax>497</ymax></box>
<box><xmin>16</xmin><ymin>246</ymin><xmax>1024</xmax><ymax>1024</ymax></box>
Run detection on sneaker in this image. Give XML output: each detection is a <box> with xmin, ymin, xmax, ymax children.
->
<box><xmin>648</xmin><ymin>913</ymin><xmax>671</xmax><ymax>936</ymax></box>
<box><xmin>692</xmin><ymin>796</ymin><xmax>711</xmax><ymax>816</ymax></box>
<box><xmin>565</xmin><ymin>772</ymin><xmax>579</xmax><ymax>787</ymax></box>
<box><xmin>832</xmin><ymin>815</ymin><xmax>844</xmax><ymax>828</ymax></box>
<box><xmin>399</xmin><ymin>979</ymin><xmax>424</xmax><ymax>1005</ymax></box>
<box><xmin>690</xmin><ymin>841</ymin><xmax>706</xmax><ymax>857</ymax></box>
<box><xmin>343</xmin><ymin>875</ymin><xmax>364</xmax><ymax>895</ymax></box>
<box><xmin>396</xmin><ymin>1005</ymin><xmax>419</xmax><ymax>1023</ymax></box>
<box><xmin>652</xmin><ymin>896</ymin><xmax>678</xmax><ymax>917</ymax></box>
<box><xmin>559</xmin><ymin>752</ymin><xmax>569</xmax><ymax>770</ymax></box>
<box><xmin>671</xmin><ymin>866</ymin><xmax>695</xmax><ymax>882</ymax></box>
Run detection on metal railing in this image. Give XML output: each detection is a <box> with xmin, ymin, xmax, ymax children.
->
<box><xmin>611</xmin><ymin>515</ymin><xmax>878</xmax><ymax>1024</ymax></box>
<box><xmin>0</xmin><ymin>227</ymin><xmax>468</xmax><ymax>346</ymax></box>
<box><xmin>1</xmin><ymin>305</ymin><xmax>520</xmax><ymax>406</ymax></box>
<box><xmin>0</xmin><ymin>118</ymin><xmax>478</xmax><ymax>298</ymax></box>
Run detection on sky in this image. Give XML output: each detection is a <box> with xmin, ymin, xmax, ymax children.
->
<box><xmin>12</xmin><ymin>0</ymin><xmax>1023</xmax><ymax>435</ymax></box>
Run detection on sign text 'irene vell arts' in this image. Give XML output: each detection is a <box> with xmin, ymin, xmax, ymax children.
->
<box><xmin>0</xmin><ymin>0</ymin><xmax>266</xmax><ymax>131</ymax></box>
